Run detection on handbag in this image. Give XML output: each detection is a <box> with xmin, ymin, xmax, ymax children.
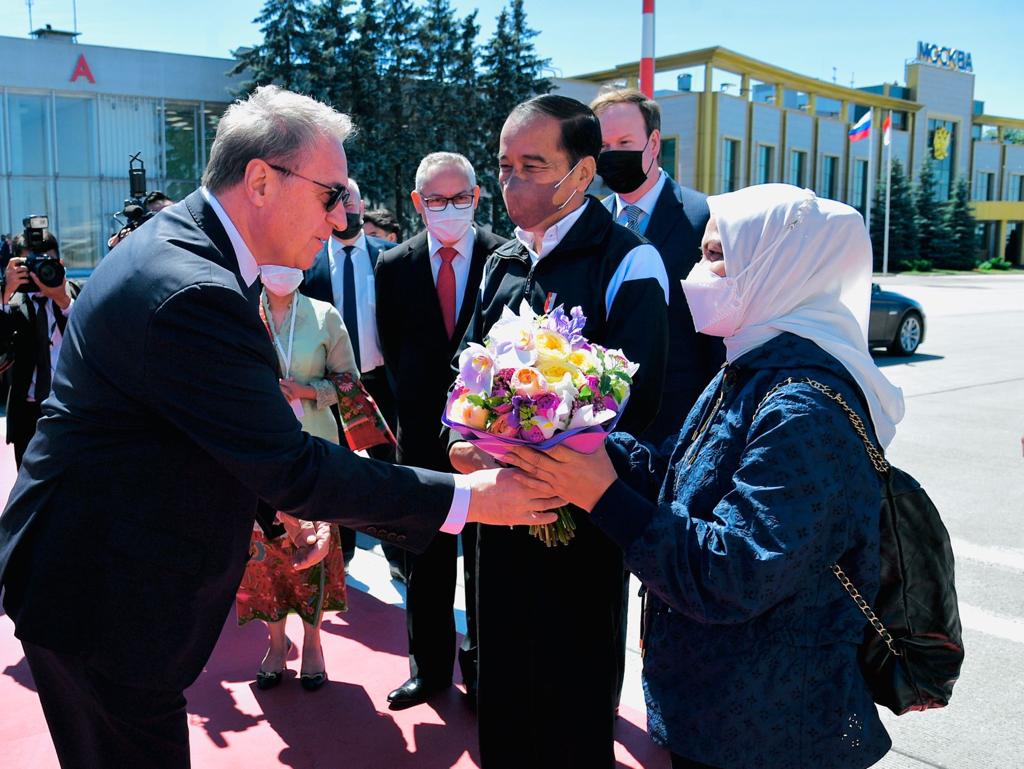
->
<box><xmin>758</xmin><ymin>377</ymin><xmax>965</xmax><ymax>715</ymax></box>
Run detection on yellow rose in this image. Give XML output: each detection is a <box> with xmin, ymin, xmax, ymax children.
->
<box><xmin>539</xmin><ymin>361</ymin><xmax>572</xmax><ymax>382</ymax></box>
<box><xmin>567</xmin><ymin>349</ymin><xmax>597</xmax><ymax>370</ymax></box>
<box><xmin>534</xmin><ymin>330</ymin><xmax>571</xmax><ymax>358</ymax></box>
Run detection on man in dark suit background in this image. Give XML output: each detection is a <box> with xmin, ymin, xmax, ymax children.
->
<box><xmin>592</xmin><ymin>88</ymin><xmax>724</xmax><ymax>445</ymax></box>
<box><xmin>376</xmin><ymin>152</ymin><xmax>506</xmax><ymax>710</ymax></box>
<box><xmin>301</xmin><ymin>177</ymin><xmax>397</xmax><ymax>565</ymax></box>
<box><xmin>591</xmin><ymin>87</ymin><xmax>725</xmax><ymax>714</ymax></box>
<box><xmin>0</xmin><ymin>231</ymin><xmax>80</xmax><ymax>467</ymax></box>
<box><xmin>0</xmin><ymin>85</ymin><xmax>558</xmax><ymax>769</ymax></box>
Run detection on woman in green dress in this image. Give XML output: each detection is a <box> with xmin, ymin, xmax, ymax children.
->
<box><xmin>235</xmin><ymin>264</ymin><xmax>359</xmax><ymax>692</ymax></box>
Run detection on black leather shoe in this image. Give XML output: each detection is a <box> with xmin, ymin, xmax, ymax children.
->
<box><xmin>386</xmin><ymin>677</ymin><xmax>448</xmax><ymax>710</ymax></box>
<box><xmin>256</xmin><ymin>669</ymin><xmax>284</xmax><ymax>690</ymax></box>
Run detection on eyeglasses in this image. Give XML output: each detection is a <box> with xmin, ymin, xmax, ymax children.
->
<box><xmin>419</xmin><ymin>191</ymin><xmax>475</xmax><ymax>212</ymax></box>
<box><xmin>267</xmin><ymin>163</ymin><xmax>350</xmax><ymax>212</ymax></box>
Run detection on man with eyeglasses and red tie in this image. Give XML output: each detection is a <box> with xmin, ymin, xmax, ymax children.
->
<box><xmin>375</xmin><ymin>152</ymin><xmax>507</xmax><ymax>710</ymax></box>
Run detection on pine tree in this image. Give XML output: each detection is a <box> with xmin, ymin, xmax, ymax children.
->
<box><xmin>479</xmin><ymin>0</ymin><xmax>552</xmax><ymax>231</ymax></box>
<box><xmin>914</xmin><ymin>159</ymin><xmax>950</xmax><ymax>267</ymax></box>
<box><xmin>305</xmin><ymin>0</ymin><xmax>353</xmax><ymax>107</ymax></box>
<box><xmin>416</xmin><ymin>0</ymin><xmax>461</xmax><ymax>151</ymax></box>
<box><xmin>941</xmin><ymin>177</ymin><xmax>980</xmax><ymax>269</ymax></box>
<box><xmin>870</xmin><ymin>158</ymin><xmax>918</xmax><ymax>271</ymax></box>
<box><xmin>231</xmin><ymin>0</ymin><xmax>311</xmax><ymax>93</ymax></box>
<box><xmin>343</xmin><ymin>0</ymin><xmax>386</xmax><ymax>205</ymax></box>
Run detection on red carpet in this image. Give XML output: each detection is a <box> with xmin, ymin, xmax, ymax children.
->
<box><xmin>0</xmin><ymin>431</ymin><xmax>669</xmax><ymax>768</ymax></box>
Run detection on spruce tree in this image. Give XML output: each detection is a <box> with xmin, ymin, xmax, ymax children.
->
<box><xmin>941</xmin><ymin>177</ymin><xmax>980</xmax><ymax>269</ymax></box>
<box><xmin>231</xmin><ymin>0</ymin><xmax>311</xmax><ymax>93</ymax></box>
<box><xmin>914</xmin><ymin>158</ymin><xmax>950</xmax><ymax>267</ymax></box>
<box><xmin>479</xmin><ymin>0</ymin><xmax>552</xmax><ymax>232</ymax></box>
<box><xmin>343</xmin><ymin>0</ymin><xmax>386</xmax><ymax>206</ymax></box>
<box><xmin>870</xmin><ymin>158</ymin><xmax>918</xmax><ymax>271</ymax></box>
<box><xmin>305</xmin><ymin>0</ymin><xmax>353</xmax><ymax>108</ymax></box>
<box><xmin>417</xmin><ymin>0</ymin><xmax>461</xmax><ymax>151</ymax></box>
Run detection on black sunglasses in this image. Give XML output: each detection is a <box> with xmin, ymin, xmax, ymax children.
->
<box><xmin>267</xmin><ymin>163</ymin><xmax>350</xmax><ymax>212</ymax></box>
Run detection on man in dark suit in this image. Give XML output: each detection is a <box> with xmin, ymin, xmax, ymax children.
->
<box><xmin>0</xmin><ymin>85</ymin><xmax>557</xmax><ymax>769</ymax></box>
<box><xmin>591</xmin><ymin>87</ymin><xmax>725</xmax><ymax>714</ymax></box>
<box><xmin>376</xmin><ymin>152</ymin><xmax>506</xmax><ymax>710</ymax></box>
<box><xmin>301</xmin><ymin>177</ymin><xmax>397</xmax><ymax>565</ymax></box>
<box><xmin>0</xmin><ymin>232</ymin><xmax>80</xmax><ymax>467</ymax></box>
<box><xmin>592</xmin><ymin>88</ymin><xmax>725</xmax><ymax>445</ymax></box>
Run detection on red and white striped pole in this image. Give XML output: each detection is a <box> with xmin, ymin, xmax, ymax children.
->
<box><xmin>640</xmin><ymin>0</ymin><xmax>655</xmax><ymax>97</ymax></box>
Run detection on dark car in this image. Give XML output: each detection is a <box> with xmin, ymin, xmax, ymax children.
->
<box><xmin>869</xmin><ymin>283</ymin><xmax>926</xmax><ymax>355</ymax></box>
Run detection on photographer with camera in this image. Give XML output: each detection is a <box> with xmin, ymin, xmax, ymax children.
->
<box><xmin>0</xmin><ymin>217</ymin><xmax>80</xmax><ymax>467</ymax></box>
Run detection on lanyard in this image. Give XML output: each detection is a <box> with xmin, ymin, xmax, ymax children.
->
<box><xmin>262</xmin><ymin>294</ymin><xmax>298</xmax><ymax>378</ymax></box>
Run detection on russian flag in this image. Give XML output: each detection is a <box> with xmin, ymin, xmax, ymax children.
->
<box><xmin>849</xmin><ymin>111</ymin><xmax>871</xmax><ymax>143</ymax></box>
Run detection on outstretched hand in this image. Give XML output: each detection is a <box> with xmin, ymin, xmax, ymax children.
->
<box><xmin>465</xmin><ymin>467</ymin><xmax>563</xmax><ymax>527</ymax></box>
<box><xmin>503</xmin><ymin>444</ymin><xmax>618</xmax><ymax>513</ymax></box>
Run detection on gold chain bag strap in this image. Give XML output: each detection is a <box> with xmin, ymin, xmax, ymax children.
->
<box><xmin>755</xmin><ymin>377</ymin><xmax>899</xmax><ymax>657</ymax></box>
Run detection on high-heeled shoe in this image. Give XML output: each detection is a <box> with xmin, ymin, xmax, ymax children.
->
<box><xmin>255</xmin><ymin>638</ymin><xmax>293</xmax><ymax>690</ymax></box>
<box><xmin>299</xmin><ymin>671</ymin><xmax>328</xmax><ymax>692</ymax></box>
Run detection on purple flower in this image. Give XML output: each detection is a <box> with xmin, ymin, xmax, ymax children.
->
<box><xmin>520</xmin><ymin>424</ymin><xmax>546</xmax><ymax>443</ymax></box>
<box><xmin>534</xmin><ymin>392</ymin><xmax>560</xmax><ymax>412</ymax></box>
<box><xmin>586</xmin><ymin>375</ymin><xmax>601</xmax><ymax>393</ymax></box>
<box><xmin>603</xmin><ymin>395</ymin><xmax>619</xmax><ymax>412</ymax></box>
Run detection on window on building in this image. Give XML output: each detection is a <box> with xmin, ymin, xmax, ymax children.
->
<box><xmin>928</xmin><ymin>119</ymin><xmax>957</xmax><ymax>201</ymax></box>
<box><xmin>661</xmin><ymin>137</ymin><xmax>678</xmax><ymax>180</ymax></box>
<box><xmin>756</xmin><ymin>145</ymin><xmax>774</xmax><ymax>184</ymax></box>
<box><xmin>851</xmin><ymin>159</ymin><xmax>869</xmax><ymax>215</ymax></box>
<box><xmin>1008</xmin><ymin>174</ymin><xmax>1024</xmax><ymax>202</ymax></box>
<box><xmin>974</xmin><ymin>172</ymin><xmax>995</xmax><ymax>201</ymax></box>
<box><xmin>790</xmin><ymin>150</ymin><xmax>807</xmax><ymax>187</ymax></box>
<box><xmin>165</xmin><ymin>102</ymin><xmax>199</xmax><ymax>184</ymax></box>
<box><xmin>722</xmin><ymin>139</ymin><xmax>740</xmax><ymax>192</ymax></box>
<box><xmin>203</xmin><ymin>103</ymin><xmax>228</xmax><ymax>168</ymax></box>
<box><xmin>56</xmin><ymin>180</ymin><xmax>99</xmax><ymax>270</ymax></box>
<box><xmin>55</xmin><ymin>97</ymin><xmax>97</xmax><ymax>177</ymax></box>
<box><xmin>9</xmin><ymin>94</ymin><xmax>53</xmax><ymax>176</ymax></box>
<box><xmin>9</xmin><ymin>179</ymin><xmax>54</xmax><ymax>228</ymax></box>
<box><xmin>820</xmin><ymin>156</ymin><xmax>839</xmax><ymax>199</ymax></box>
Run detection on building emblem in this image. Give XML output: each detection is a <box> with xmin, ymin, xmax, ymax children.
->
<box><xmin>933</xmin><ymin>126</ymin><xmax>951</xmax><ymax>161</ymax></box>
<box><xmin>70</xmin><ymin>54</ymin><xmax>95</xmax><ymax>84</ymax></box>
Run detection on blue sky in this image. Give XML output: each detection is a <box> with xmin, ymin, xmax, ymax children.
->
<box><xmin>4</xmin><ymin>0</ymin><xmax>1021</xmax><ymax>115</ymax></box>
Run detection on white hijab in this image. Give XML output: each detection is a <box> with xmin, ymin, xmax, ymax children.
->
<box><xmin>706</xmin><ymin>183</ymin><xmax>905</xmax><ymax>447</ymax></box>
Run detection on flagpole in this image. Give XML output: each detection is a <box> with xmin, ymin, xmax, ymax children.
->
<box><xmin>882</xmin><ymin>111</ymin><xmax>893</xmax><ymax>275</ymax></box>
<box><xmin>865</xmin><ymin>109</ymin><xmax>874</xmax><ymax>236</ymax></box>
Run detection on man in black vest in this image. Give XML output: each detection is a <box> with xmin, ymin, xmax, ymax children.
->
<box><xmin>0</xmin><ymin>85</ymin><xmax>558</xmax><ymax>769</ymax></box>
<box><xmin>377</xmin><ymin>153</ymin><xmax>506</xmax><ymax>710</ymax></box>
<box><xmin>0</xmin><ymin>231</ymin><xmax>80</xmax><ymax>468</ymax></box>
<box><xmin>301</xmin><ymin>177</ymin><xmax>397</xmax><ymax>564</ymax></box>
<box><xmin>449</xmin><ymin>95</ymin><xmax>669</xmax><ymax>769</ymax></box>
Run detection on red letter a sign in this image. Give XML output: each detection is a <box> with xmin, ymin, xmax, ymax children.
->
<box><xmin>70</xmin><ymin>54</ymin><xmax>96</xmax><ymax>84</ymax></box>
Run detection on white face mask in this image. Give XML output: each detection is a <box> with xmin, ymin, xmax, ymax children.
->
<box><xmin>681</xmin><ymin>260</ymin><xmax>744</xmax><ymax>337</ymax></box>
<box><xmin>423</xmin><ymin>204</ymin><xmax>474</xmax><ymax>244</ymax></box>
<box><xmin>259</xmin><ymin>265</ymin><xmax>304</xmax><ymax>296</ymax></box>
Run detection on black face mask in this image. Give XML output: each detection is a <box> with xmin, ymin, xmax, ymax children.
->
<box><xmin>597</xmin><ymin>136</ymin><xmax>654</xmax><ymax>194</ymax></box>
<box><xmin>333</xmin><ymin>212</ymin><xmax>363</xmax><ymax>240</ymax></box>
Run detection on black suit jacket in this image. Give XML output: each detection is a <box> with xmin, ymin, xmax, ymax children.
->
<box><xmin>0</xmin><ymin>282</ymin><xmax>81</xmax><ymax>445</ymax></box>
<box><xmin>301</xmin><ymin>232</ymin><xmax>392</xmax><ymax>308</ymax></box>
<box><xmin>375</xmin><ymin>228</ymin><xmax>507</xmax><ymax>471</ymax></box>
<box><xmin>604</xmin><ymin>176</ymin><xmax>725</xmax><ymax>444</ymax></box>
<box><xmin>0</xmin><ymin>191</ymin><xmax>453</xmax><ymax>691</ymax></box>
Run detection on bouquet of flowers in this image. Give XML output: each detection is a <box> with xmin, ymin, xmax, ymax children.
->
<box><xmin>443</xmin><ymin>300</ymin><xmax>637</xmax><ymax>546</ymax></box>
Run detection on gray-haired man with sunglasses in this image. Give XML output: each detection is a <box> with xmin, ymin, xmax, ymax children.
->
<box><xmin>0</xmin><ymin>88</ymin><xmax>558</xmax><ymax>769</ymax></box>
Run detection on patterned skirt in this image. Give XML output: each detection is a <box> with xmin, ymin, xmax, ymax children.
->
<box><xmin>236</xmin><ymin>524</ymin><xmax>347</xmax><ymax>626</ymax></box>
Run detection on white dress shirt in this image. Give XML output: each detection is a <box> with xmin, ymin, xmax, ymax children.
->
<box><xmin>427</xmin><ymin>226</ymin><xmax>477</xmax><ymax>318</ymax></box>
<box><xmin>328</xmin><ymin>233</ymin><xmax>384</xmax><ymax>373</ymax></box>
<box><xmin>200</xmin><ymin>187</ymin><xmax>471</xmax><ymax>533</ymax></box>
<box><xmin>513</xmin><ymin>199</ymin><xmax>670</xmax><ymax>314</ymax></box>
<box><xmin>11</xmin><ymin>294</ymin><xmax>74</xmax><ymax>403</ymax></box>
<box><xmin>613</xmin><ymin>168</ymin><xmax>668</xmax><ymax>236</ymax></box>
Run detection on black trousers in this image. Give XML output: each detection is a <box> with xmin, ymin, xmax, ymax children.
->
<box><xmin>23</xmin><ymin>641</ymin><xmax>190</xmax><ymax>769</ymax></box>
<box><xmin>11</xmin><ymin>400</ymin><xmax>42</xmax><ymax>469</ymax></box>
<box><xmin>671</xmin><ymin>753</ymin><xmax>722</xmax><ymax>769</ymax></box>
<box><xmin>405</xmin><ymin>525</ymin><xmax>478</xmax><ymax>691</ymax></box>
<box><xmin>476</xmin><ymin>517</ymin><xmax>623</xmax><ymax>769</ymax></box>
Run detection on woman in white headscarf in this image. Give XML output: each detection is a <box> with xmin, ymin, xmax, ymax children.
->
<box><xmin>508</xmin><ymin>185</ymin><xmax>904</xmax><ymax>769</ymax></box>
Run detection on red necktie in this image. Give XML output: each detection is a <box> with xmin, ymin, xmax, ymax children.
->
<box><xmin>437</xmin><ymin>246</ymin><xmax>457</xmax><ymax>339</ymax></box>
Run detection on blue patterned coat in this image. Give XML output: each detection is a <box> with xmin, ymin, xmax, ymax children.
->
<box><xmin>592</xmin><ymin>333</ymin><xmax>892</xmax><ymax>769</ymax></box>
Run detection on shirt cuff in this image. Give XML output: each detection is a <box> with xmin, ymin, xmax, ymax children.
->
<box><xmin>60</xmin><ymin>296</ymin><xmax>74</xmax><ymax>316</ymax></box>
<box><xmin>440</xmin><ymin>474</ymin><xmax>472</xmax><ymax>534</ymax></box>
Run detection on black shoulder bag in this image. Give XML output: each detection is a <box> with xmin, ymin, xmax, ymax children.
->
<box><xmin>759</xmin><ymin>377</ymin><xmax>965</xmax><ymax>715</ymax></box>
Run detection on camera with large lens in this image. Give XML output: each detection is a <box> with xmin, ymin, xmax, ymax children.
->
<box><xmin>19</xmin><ymin>215</ymin><xmax>65</xmax><ymax>293</ymax></box>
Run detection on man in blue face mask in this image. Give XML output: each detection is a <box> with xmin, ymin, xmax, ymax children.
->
<box><xmin>301</xmin><ymin>178</ymin><xmax>398</xmax><ymax>564</ymax></box>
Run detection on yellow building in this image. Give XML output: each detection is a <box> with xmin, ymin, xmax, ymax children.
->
<box><xmin>557</xmin><ymin>44</ymin><xmax>1024</xmax><ymax>265</ymax></box>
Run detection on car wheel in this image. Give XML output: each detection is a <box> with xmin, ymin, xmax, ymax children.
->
<box><xmin>888</xmin><ymin>312</ymin><xmax>923</xmax><ymax>356</ymax></box>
